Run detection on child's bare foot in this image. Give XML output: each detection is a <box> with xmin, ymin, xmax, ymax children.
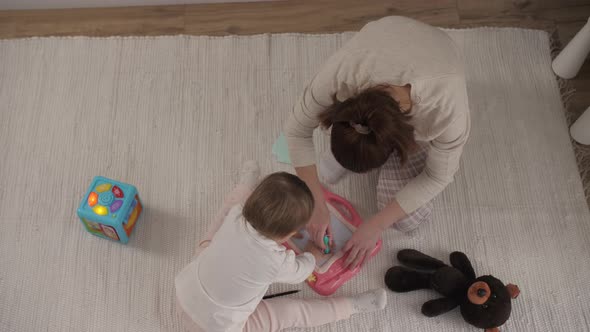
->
<box><xmin>351</xmin><ymin>289</ymin><xmax>387</xmax><ymax>313</ymax></box>
<box><xmin>238</xmin><ymin>161</ymin><xmax>260</xmax><ymax>189</ymax></box>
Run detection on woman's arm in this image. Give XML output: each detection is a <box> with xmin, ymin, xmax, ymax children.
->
<box><xmin>294</xmin><ymin>166</ymin><xmax>324</xmax><ymax>197</ymax></box>
<box><xmin>284</xmin><ymin>79</ymin><xmax>334</xmax><ymax>249</ymax></box>
<box><xmin>284</xmin><ymin>51</ymin><xmax>356</xmax><ymax>249</ymax></box>
<box><xmin>284</xmin><ymin>49</ymin><xmax>371</xmax><ymax>168</ymax></box>
<box><xmin>294</xmin><ymin>165</ymin><xmax>333</xmax><ymax>249</ymax></box>
<box><xmin>342</xmin><ymin>133</ymin><xmax>467</xmax><ymax>269</ymax></box>
<box><xmin>344</xmin><ymin>103</ymin><xmax>470</xmax><ymax>269</ymax></box>
<box><xmin>395</xmin><ymin>111</ymin><xmax>470</xmax><ymax>214</ymax></box>
<box><xmin>367</xmin><ymin>199</ymin><xmax>408</xmax><ymax>232</ymax></box>
<box><xmin>285</xmin><ymin>49</ymin><xmax>376</xmax><ymax>249</ymax></box>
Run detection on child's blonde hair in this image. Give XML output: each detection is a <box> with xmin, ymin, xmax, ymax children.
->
<box><xmin>243</xmin><ymin>172</ymin><xmax>314</xmax><ymax>239</ymax></box>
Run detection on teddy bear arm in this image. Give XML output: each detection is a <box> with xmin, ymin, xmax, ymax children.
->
<box><xmin>398</xmin><ymin>249</ymin><xmax>447</xmax><ymax>270</ymax></box>
<box><xmin>421</xmin><ymin>297</ymin><xmax>459</xmax><ymax>317</ymax></box>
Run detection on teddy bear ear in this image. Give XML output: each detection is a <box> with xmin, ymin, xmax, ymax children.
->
<box><xmin>485</xmin><ymin>328</ymin><xmax>499</xmax><ymax>332</ymax></box>
<box><xmin>506</xmin><ymin>284</ymin><xmax>520</xmax><ymax>299</ymax></box>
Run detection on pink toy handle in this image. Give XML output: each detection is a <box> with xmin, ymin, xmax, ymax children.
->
<box><xmin>321</xmin><ymin>188</ymin><xmax>360</xmax><ymax>226</ymax></box>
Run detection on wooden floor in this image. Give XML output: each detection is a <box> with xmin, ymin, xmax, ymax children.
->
<box><xmin>1</xmin><ymin>0</ymin><xmax>590</xmax><ymax>197</ymax></box>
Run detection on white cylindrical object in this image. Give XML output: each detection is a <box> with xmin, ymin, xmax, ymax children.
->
<box><xmin>552</xmin><ymin>17</ymin><xmax>590</xmax><ymax>79</ymax></box>
<box><xmin>571</xmin><ymin>106</ymin><xmax>590</xmax><ymax>145</ymax></box>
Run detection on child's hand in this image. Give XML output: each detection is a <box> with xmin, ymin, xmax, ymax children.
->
<box><xmin>292</xmin><ymin>231</ymin><xmax>305</xmax><ymax>239</ymax></box>
<box><xmin>304</xmin><ymin>240</ymin><xmax>331</xmax><ymax>263</ymax></box>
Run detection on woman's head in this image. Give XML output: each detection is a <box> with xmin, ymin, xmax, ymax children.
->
<box><xmin>318</xmin><ymin>86</ymin><xmax>416</xmax><ymax>173</ymax></box>
<box><xmin>243</xmin><ymin>172</ymin><xmax>314</xmax><ymax>240</ymax></box>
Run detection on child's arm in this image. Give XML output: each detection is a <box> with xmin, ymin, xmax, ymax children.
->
<box><xmin>200</xmin><ymin>181</ymin><xmax>255</xmax><ymax>248</ymax></box>
<box><xmin>198</xmin><ymin>204</ymin><xmax>239</xmax><ymax>249</ymax></box>
<box><xmin>274</xmin><ymin>251</ymin><xmax>316</xmax><ymax>284</ymax></box>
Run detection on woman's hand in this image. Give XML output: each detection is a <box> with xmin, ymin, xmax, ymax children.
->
<box><xmin>343</xmin><ymin>221</ymin><xmax>382</xmax><ymax>269</ymax></box>
<box><xmin>343</xmin><ymin>199</ymin><xmax>407</xmax><ymax>269</ymax></box>
<box><xmin>306</xmin><ymin>198</ymin><xmax>333</xmax><ymax>250</ymax></box>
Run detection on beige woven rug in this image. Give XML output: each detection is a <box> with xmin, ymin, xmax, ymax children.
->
<box><xmin>1</xmin><ymin>28</ymin><xmax>589</xmax><ymax>332</ymax></box>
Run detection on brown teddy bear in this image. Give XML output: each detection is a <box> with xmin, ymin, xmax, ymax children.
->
<box><xmin>385</xmin><ymin>249</ymin><xmax>520</xmax><ymax>331</ymax></box>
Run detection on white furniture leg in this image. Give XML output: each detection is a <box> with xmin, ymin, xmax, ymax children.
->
<box><xmin>552</xmin><ymin>17</ymin><xmax>590</xmax><ymax>79</ymax></box>
<box><xmin>571</xmin><ymin>106</ymin><xmax>590</xmax><ymax>145</ymax></box>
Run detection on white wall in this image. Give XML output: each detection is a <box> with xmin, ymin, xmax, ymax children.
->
<box><xmin>0</xmin><ymin>0</ymin><xmax>275</xmax><ymax>10</ymax></box>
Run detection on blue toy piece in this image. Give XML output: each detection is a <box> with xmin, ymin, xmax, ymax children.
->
<box><xmin>324</xmin><ymin>235</ymin><xmax>331</xmax><ymax>254</ymax></box>
<box><xmin>77</xmin><ymin>176</ymin><xmax>143</xmax><ymax>244</ymax></box>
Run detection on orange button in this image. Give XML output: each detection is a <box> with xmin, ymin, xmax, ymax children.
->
<box><xmin>88</xmin><ymin>192</ymin><xmax>98</xmax><ymax>207</ymax></box>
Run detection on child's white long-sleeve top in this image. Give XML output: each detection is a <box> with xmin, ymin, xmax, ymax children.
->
<box><xmin>175</xmin><ymin>204</ymin><xmax>316</xmax><ymax>332</ymax></box>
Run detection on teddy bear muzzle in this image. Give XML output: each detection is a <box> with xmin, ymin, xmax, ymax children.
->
<box><xmin>468</xmin><ymin>281</ymin><xmax>491</xmax><ymax>305</ymax></box>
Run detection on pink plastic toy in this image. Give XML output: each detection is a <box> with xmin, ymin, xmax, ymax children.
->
<box><xmin>284</xmin><ymin>188</ymin><xmax>382</xmax><ymax>296</ymax></box>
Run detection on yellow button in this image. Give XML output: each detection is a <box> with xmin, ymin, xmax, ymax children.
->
<box><xmin>96</xmin><ymin>183</ymin><xmax>112</xmax><ymax>193</ymax></box>
<box><xmin>93</xmin><ymin>205</ymin><xmax>108</xmax><ymax>216</ymax></box>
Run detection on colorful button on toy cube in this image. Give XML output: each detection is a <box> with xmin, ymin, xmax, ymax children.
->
<box><xmin>77</xmin><ymin>176</ymin><xmax>143</xmax><ymax>244</ymax></box>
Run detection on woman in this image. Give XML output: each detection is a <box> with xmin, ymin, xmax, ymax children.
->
<box><xmin>284</xmin><ymin>16</ymin><xmax>470</xmax><ymax>269</ymax></box>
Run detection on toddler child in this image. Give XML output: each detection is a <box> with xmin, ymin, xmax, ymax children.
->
<box><xmin>175</xmin><ymin>161</ymin><xmax>387</xmax><ymax>332</ymax></box>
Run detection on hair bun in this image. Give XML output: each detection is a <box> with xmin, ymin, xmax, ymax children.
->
<box><xmin>349</xmin><ymin>121</ymin><xmax>372</xmax><ymax>135</ymax></box>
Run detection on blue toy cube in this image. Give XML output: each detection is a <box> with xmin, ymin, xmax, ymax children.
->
<box><xmin>77</xmin><ymin>176</ymin><xmax>143</xmax><ymax>244</ymax></box>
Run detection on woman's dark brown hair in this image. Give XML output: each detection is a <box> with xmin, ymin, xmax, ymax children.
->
<box><xmin>243</xmin><ymin>172</ymin><xmax>314</xmax><ymax>239</ymax></box>
<box><xmin>318</xmin><ymin>86</ymin><xmax>416</xmax><ymax>173</ymax></box>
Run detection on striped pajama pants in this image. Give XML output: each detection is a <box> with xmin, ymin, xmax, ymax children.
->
<box><xmin>376</xmin><ymin>144</ymin><xmax>433</xmax><ymax>232</ymax></box>
<box><xmin>320</xmin><ymin>143</ymin><xmax>433</xmax><ymax>232</ymax></box>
